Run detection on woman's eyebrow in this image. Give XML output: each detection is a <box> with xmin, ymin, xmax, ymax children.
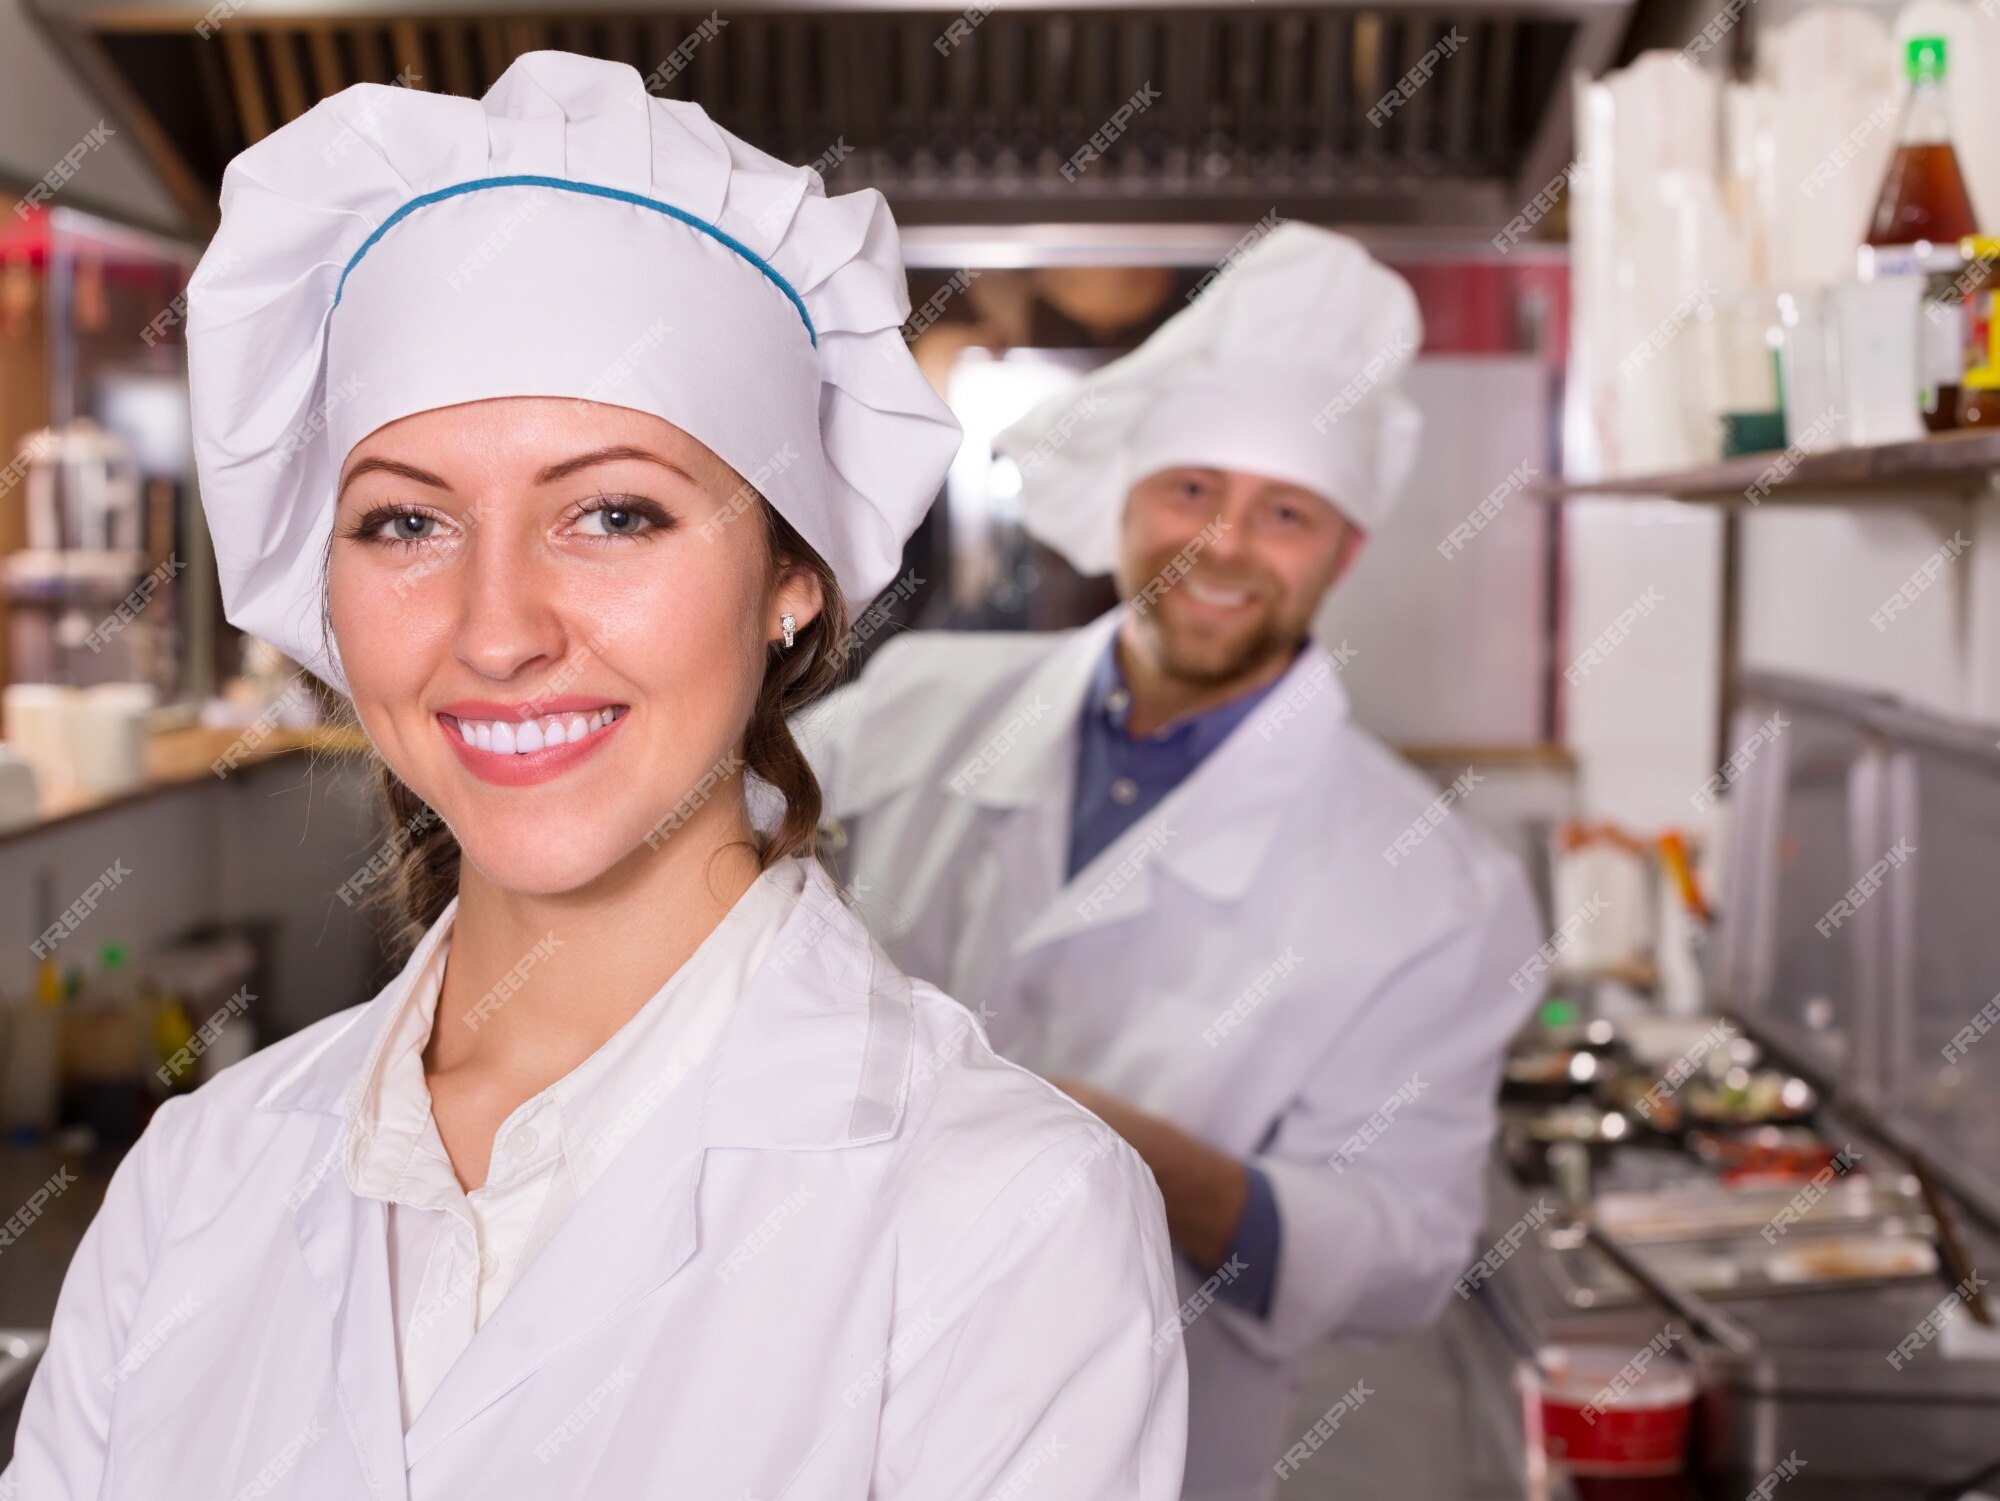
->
<box><xmin>534</xmin><ymin>446</ymin><xmax>700</xmax><ymax>486</ymax></box>
<box><xmin>337</xmin><ymin>456</ymin><xmax>448</xmax><ymax>499</ymax></box>
<box><xmin>334</xmin><ymin>446</ymin><xmax>699</xmax><ymax>500</ymax></box>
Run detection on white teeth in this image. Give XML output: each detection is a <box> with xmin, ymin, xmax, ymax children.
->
<box><xmin>450</xmin><ymin>708</ymin><xmax>624</xmax><ymax>755</ymax></box>
<box><xmin>1187</xmin><ymin>579</ymin><xmax>1250</xmax><ymax>606</ymax></box>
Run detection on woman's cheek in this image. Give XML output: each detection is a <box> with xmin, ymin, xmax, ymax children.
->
<box><xmin>569</xmin><ymin>561</ymin><xmax>750</xmax><ymax>729</ymax></box>
<box><xmin>599</xmin><ymin>544</ymin><xmax>756</xmax><ymax>652</ymax></box>
<box><xmin>338</xmin><ymin>573</ymin><xmax>450</xmax><ymax>696</ymax></box>
<box><xmin>327</xmin><ymin>560</ymin><xmax>453</xmax><ymax>787</ymax></box>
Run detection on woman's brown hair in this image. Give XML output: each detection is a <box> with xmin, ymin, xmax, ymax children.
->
<box><xmin>323</xmin><ymin>497</ymin><xmax>852</xmax><ymax>960</ymax></box>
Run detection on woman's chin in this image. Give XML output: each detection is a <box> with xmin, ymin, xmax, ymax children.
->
<box><xmin>452</xmin><ymin>822</ymin><xmax>653</xmax><ymax>901</ymax></box>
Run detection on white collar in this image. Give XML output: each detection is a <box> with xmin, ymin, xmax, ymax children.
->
<box><xmin>942</xmin><ymin>609</ymin><xmax>1354</xmax><ymax>905</ymax></box>
<box><xmin>341</xmin><ymin>856</ymin><xmax>810</xmax><ymax>1206</ymax></box>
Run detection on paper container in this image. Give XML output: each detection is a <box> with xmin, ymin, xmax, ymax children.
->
<box><xmin>1530</xmin><ymin>1343</ymin><xmax>1695</xmax><ymax>1476</ymax></box>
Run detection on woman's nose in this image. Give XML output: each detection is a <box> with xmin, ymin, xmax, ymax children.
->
<box><xmin>449</xmin><ymin>528</ymin><xmax>571</xmax><ymax>684</ymax></box>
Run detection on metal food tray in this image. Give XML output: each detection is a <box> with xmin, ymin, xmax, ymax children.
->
<box><xmin>1587</xmin><ymin>1174</ymin><xmax>1921</xmax><ymax>1242</ymax></box>
<box><xmin>1540</xmin><ymin>1178</ymin><xmax>1940</xmax><ymax>1308</ymax></box>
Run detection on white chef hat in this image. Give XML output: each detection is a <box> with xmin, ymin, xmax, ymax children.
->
<box><xmin>994</xmin><ymin>222</ymin><xmax>1423</xmax><ymax>578</ymax></box>
<box><xmin>186</xmin><ymin>50</ymin><xmax>961</xmax><ymax>696</ymax></box>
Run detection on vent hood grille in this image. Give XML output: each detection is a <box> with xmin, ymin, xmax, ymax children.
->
<box><xmin>33</xmin><ymin>1</ymin><xmax>1630</xmax><ymax>235</ymax></box>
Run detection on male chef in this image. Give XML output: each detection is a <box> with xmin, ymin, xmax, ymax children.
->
<box><xmin>797</xmin><ymin>223</ymin><xmax>1542</xmax><ymax>1501</ymax></box>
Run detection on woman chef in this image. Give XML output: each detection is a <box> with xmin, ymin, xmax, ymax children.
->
<box><xmin>799</xmin><ymin>224</ymin><xmax>1543</xmax><ymax>1500</ymax></box>
<box><xmin>4</xmin><ymin>52</ymin><xmax>1187</xmax><ymax>1501</ymax></box>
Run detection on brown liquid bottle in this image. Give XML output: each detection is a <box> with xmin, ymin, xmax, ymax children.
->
<box><xmin>1868</xmin><ymin>38</ymin><xmax>1978</xmax><ymax>246</ymax></box>
<box><xmin>1867</xmin><ymin>37</ymin><xmax>1981</xmax><ymax>430</ymax></box>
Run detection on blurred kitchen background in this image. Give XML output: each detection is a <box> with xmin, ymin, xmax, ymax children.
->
<box><xmin>2</xmin><ymin>0</ymin><xmax>2000</xmax><ymax>1495</ymax></box>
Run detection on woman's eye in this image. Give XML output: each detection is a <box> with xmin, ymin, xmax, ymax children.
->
<box><xmin>573</xmin><ymin>497</ymin><xmax>672</xmax><ymax>540</ymax></box>
<box><xmin>355</xmin><ymin>508</ymin><xmax>449</xmax><ymax>547</ymax></box>
<box><xmin>577</xmin><ymin>506</ymin><xmax>646</xmax><ymax>536</ymax></box>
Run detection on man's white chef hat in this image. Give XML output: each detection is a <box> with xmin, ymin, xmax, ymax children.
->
<box><xmin>993</xmin><ymin>222</ymin><xmax>1423</xmax><ymax>578</ymax></box>
<box><xmin>187</xmin><ymin>50</ymin><xmax>962</xmax><ymax>696</ymax></box>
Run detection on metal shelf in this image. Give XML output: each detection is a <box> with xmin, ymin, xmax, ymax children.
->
<box><xmin>1534</xmin><ymin>429</ymin><xmax>2000</xmax><ymax>505</ymax></box>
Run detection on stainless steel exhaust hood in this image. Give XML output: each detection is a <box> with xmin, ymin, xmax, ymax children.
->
<box><xmin>27</xmin><ymin>0</ymin><xmax>1632</xmax><ymax>239</ymax></box>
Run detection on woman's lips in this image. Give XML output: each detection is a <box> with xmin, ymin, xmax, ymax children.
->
<box><xmin>438</xmin><ymin>704</ymin><xmax>629</xmax><ymax>787</ymax></box>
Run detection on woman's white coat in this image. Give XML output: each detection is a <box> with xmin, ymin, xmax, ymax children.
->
<box><xmin>5</xmin><ymin>858</ymin><xmax>1188</xmax><ymax>1499</ymax></box>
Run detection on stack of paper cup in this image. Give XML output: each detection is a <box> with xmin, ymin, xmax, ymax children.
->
<box><xmin>2</xmin><ymin>684</ymin><xmax>81</xmax><ymax>806</ymax></box>
<box><xmin>1757</xmin><ymin>7</ymin><xmax>1898</xmax><ymax>292</ymax></box>
<box><xmin>74</xmin><ymin>682</ymin><xmax>157</xmax><ymax>796</ymax></box>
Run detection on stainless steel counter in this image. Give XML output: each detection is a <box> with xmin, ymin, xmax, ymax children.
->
<box><xmin>1471</xmin><ymin>1139</ymin><xmax>2000</xmax><ymax>1499</ymax></box>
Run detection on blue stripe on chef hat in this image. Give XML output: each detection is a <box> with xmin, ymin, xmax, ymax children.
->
<box><xmin>331</xmin><ymin>174</ymin><xmax>818</xmax><ymax>348</ymax></box>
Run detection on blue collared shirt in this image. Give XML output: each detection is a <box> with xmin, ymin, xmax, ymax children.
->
<box><xmin>1065</xmin><ymin>637</ymin><xmax>1298</xmax><ymax>880</ymax></box>
<box><xmin>1066</xmin><ymin>633</ymin><xmax>1298</xmax><ymax>1317</ymax></box>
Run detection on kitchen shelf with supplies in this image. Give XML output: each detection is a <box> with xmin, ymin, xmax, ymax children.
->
<box><xmin>1534</xmin><ymin>431</ymin><xmax>2000</xmax><ymax>759</ymax></box>
<box><xmin>1532</xmin><ymin>428</ymin><xmax>2000</xmax><ymax>505</ymax></box>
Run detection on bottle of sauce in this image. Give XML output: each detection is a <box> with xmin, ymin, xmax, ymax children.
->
<box><xmin>1866</xmin><ymin>37</ymin><xmax>1980</xmax><ymax>433</ymax></box>
<box><xmin>1959</xmin><ymin>236</ymin><xmax>2000</xmax><ymax>427</ymax></box>
<box><xmin>1960</xmin><ymin>366</ymin><xmax>2000</xmax><ymax>427</ymax></box>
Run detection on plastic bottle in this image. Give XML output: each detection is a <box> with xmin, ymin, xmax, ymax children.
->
<box><xmin>0</xmin><ymin>958</ymin><xmax>64</xmax><ymax>1140</ymax></box>
<box><xmin>151</xmin><ymin>981</ymin><xmax>197</xmax><ymax>1094</ymax></box>
<box><xmin>64</xmin><ymin>943</ymin><xmax>146</xmax><ymax>1145</ymax></box>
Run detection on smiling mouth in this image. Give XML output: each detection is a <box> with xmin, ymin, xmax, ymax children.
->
<box><xmin>1180</xmin><ymin>576</ymin><xmax>1258</xmax><ymax>610</ymax></box>
<box><xmin>441</xmin><ymin>704</ymin><xmax>629</xmax><ymax>755</ymax></box>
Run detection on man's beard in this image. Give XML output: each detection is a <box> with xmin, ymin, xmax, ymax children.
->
<box><xmin>1133</xmin><ymin>594</ymin><xmax>1296</xmax><ymax>690</ymax></box>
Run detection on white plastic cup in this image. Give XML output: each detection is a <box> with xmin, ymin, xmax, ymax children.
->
<box><xmin>73</xmin><ymin>682</ymin><xmax>157</xmax><ymax>796</ymax></box>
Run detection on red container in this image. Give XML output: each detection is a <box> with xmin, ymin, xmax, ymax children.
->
<box><xmin>1528</xmin><ymin>1342</ymin><xmax>1695</xmax><ymax>1484</ymax></box>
